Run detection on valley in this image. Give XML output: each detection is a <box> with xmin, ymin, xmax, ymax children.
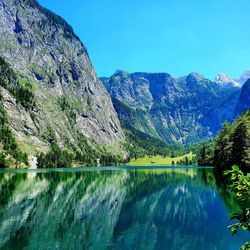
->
<box><xmin>0</xmin><ymin>0</ymin><xmax>249</xmax><ymax>170</ymax></box>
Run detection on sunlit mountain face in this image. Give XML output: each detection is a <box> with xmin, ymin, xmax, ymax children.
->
<box><xmin>0</xmin><ymin>168</ymin><xmax>248</xmax><ymax>249</ymax></box>
<box><xmin>101</xmin><ymin>71</ymin><xmax>249</xmax><ymax>145</ymax></box>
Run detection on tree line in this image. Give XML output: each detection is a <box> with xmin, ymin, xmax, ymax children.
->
<box><xmin>198</xmin><ymin>109</ymin><xmax>250</xmax><ymax>170</ymax></box>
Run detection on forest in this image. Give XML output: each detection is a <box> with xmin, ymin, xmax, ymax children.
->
<box><xmin>198</xmin><ymin>109</ymin><xmax>250</xmax><ymax>171</ymax></box>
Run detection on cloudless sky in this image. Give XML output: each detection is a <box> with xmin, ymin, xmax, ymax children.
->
<box><xmin>38</xmin><ymin>0</ymin><xmax>250</xmax><ymax>79</ymax></box>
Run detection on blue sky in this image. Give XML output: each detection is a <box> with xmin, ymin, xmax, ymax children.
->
<box><xmin>38</xmin><ymin>0</ymin><xmax>250</xmax><ymax>79</ymax></box>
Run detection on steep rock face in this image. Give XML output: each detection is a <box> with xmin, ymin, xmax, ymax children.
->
<box><xmin>0</xmin><ymin>0</ymin><xmax>124</xmax><ymax>154</ymax></box>
<box><xmin>235</xmin><ymin>79</ymin><xmax>250</xmax><ymax>116</ymax></box>
<box><xmin>101</xmin><ymin>71</ymin><xmax>247</xmax><ymax>144</ymax></box>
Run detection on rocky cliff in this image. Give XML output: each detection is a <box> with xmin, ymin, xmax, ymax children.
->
<box><xmin>235</xmin><ymin>79</ymin><xmax>250</xmax><ymax>116</ymax></box>
<box><xmin>0</xmin><ymin>0</ymin><xmax>124</xmax><ymax>157</ymax></box>
<box><xmin>101</xmin><ymin>70</ymin><xmax>249</xmax><ymax>145</ymax></box>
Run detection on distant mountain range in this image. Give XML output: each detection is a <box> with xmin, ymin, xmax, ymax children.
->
<box><xmin>215</xmin><ymin>71</ymin><xmax>250</xmax><ymax>87</ymax></box>
<box><xmin>101</xmin><ymin>70</ymin><xmax>250</xmax><ymax>145</ymax></box>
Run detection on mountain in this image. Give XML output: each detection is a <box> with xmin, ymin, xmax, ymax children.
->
<box><xmin>0</xmin><ymin>0</ymin><xmax>124</xmax><ymax>163</ymax></box>
<box><xmin>101</xmin><ymin>70</ymin><xmax>249</xmax><ymax>145</ymax></box>
<box><xmin>235</xmin><ymin>79</ymin><xmax>250</xmax><ymax>116</ymax></box>
<box><xmin>215</xmin><ymin>71</ymin><xmax>250</xmax><ymax>87</ymax></box>
<box><xmin>215</xmin><ymin>72</ymin><xmax>240</xmax><ymax>87</ymax></box>
<box><xmin>234</xmin><ymin>71</ymin><xmax>250</xmax><ymax>86</ymax></box>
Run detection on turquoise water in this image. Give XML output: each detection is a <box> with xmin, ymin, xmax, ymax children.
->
<box><xmin>0</xmin><ymin>167</ymin><xmax>249</xmax><ymax>249</ymax></box>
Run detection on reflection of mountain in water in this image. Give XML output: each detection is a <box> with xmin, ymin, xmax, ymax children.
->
<box><xmin>0</xmin><ymin>169</ymin><xmax>248</xmax><ymax>250</ymax></box>
<box><xmin>0</xmin><ymin>171</ymin><xmax>128</xmax><ymax>250</ymax></box>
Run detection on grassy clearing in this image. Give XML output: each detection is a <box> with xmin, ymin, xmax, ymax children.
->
<box><xmin>127</xmin><ymin>152</ymin><xmax>195</xmax><ymax>166</ymax></box>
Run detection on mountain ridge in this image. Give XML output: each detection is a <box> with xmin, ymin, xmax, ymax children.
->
<box><xmin>101</xmin><ymin>70</ymin><xmax>249</xmax><ymax>145</ymax></box>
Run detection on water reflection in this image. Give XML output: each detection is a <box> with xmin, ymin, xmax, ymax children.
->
<box><xmin>0</xmin><ymin>168</ymin><xmax>248</xmax><ymax>250</ymax></box>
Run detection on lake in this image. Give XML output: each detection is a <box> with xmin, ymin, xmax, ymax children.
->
<box><xmin>0</xmin><ymin>166</ymin><xmax>249</xmax><ymax>250</ymax></box>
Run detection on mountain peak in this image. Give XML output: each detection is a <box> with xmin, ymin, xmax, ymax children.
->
<box><xmin>113</xmin><ymin>69</ymin><xmax>130</xmax><ymax>76</ymax></box>
<box><xmin>215</xmin><ymin>72</ymin><xmax>240</xmax><ymax>88</ymax></box>
<box><xmin>215</xmin><ymin>72</ymin><xmax>231</xmax><ymax>83</ymax></box>
<box><xmin>186</xmin><ymin>72</ymin><xmax>204</xmax><ymax>81</ymax></box>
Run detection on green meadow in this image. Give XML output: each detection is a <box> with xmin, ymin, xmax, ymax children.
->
<box><xmin>127</xmin><ymin>152</ymin><xmax>195</xmax><ymax>166</ymax></box>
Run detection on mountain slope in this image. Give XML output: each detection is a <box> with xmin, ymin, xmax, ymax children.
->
<box><xmin>0</xmin><ymin>0</ymin><xmax>124</xmax><ymax>158</ymax></box>
<box><xmin>101</xmin><ymin>70</ymin><xmax>248</xmax><ymax>145</ymax></box>
<box><xmin>235</xmin><ymin>79</ymin><xmax>250</xmax><ymax>116</ymax></box>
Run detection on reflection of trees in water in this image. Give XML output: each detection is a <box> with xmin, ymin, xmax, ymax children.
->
<box><xmin>0</xmin><ymin>168</ymin><xmax>247</xmax><ymax>250</ymax></box>
<box><xmin>113</xmin><ymin>169</ymin><xmax>235</xmax><ymax>250</ymax></box>
<box><xmin>0</xmin><ymin>171</ymin><xmax>129</xmax><ymax>249</ymax></box>
<box><xmin>0</xmin><ymin>173</ymin><xmax>27</xmax><ymax>206</ymax></box>
<box><xmin>211</xmin><ymin>168</ymin><xmax>241</xmax><ymax>213</ymax></box>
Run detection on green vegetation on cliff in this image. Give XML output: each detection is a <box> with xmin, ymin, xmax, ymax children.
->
<box><xmin>123</xmin><ymin>124</ymin><xmax>168</xmax><ymax>159</ymax></box>
<box><xmin>0</xmin><ymin>57</ymin><xmax>35</xmax><ymax>110</ymax></box>
<box><xmin>0</xmin><ymin>58</ymin><xmax>32</xmax><ymax>168</ymax></box>
<box><xmin>37</xmin><ymin>132</ymin><xmax>125</xmax><ymax>168</ymax></box>
<box><xmin>37</xmin><ymin>144</ymin><xmax>74</xmax><ymax>168</ymax></box>
<box><xmin>0</xmin><ymin>97</ymin><xmax>28</xmax><ymax>168</ymax></box>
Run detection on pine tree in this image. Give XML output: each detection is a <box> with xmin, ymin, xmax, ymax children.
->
<box><xmin>231</xmin><ymin>116</ymin><xmax>250</xmax><ymax>168</ymax></box>
<box><xmin>198</xmin><ymin>144</ymin><xmax>206</xmax><ymax>166</ymax></box>
<box><xmin>214</xmin><ymin>122</ymin><xmax>233</xmax><ymax>168</ymax></box>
